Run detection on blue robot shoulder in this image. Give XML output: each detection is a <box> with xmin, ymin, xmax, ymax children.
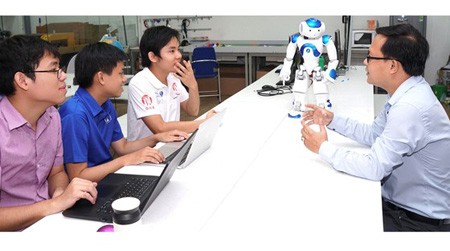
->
<box><xmin>322</xmin><ymin>35</ymin><xmax>332</xmax><ymax>45</ymax></box>
<box><xmin>290</xmin><ymin>33</ymin><xmax>301</xmax><ymax>43</ymax></box>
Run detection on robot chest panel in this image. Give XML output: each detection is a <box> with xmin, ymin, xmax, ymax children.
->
<box><xmin>298</xmin><ymin>40</ymin><xmax>323</xmax><ymax>59</ymax></box>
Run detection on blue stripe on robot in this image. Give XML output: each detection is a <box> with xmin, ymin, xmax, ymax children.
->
<box><xmin>322</xmin><ymin>35</ymin><xmax>331</xmax><ymax>45</ymax></box>
<box><xmin>299</xmin><ymin>43</ymin><xmax>320</xmax><ymax>57</ymax></box>
<box><xmin>305</xmin><ymin>18</ymin><xmax>322</xmax><ymax>28</ymax></box>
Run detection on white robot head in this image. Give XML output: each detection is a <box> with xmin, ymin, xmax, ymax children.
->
<box><xmin>299</xmin><ymin>18</ymin><xmax>325</xmax><ymax>39</ymax></box>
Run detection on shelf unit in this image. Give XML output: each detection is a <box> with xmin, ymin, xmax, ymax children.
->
<box><xmin>142</xmin><ymin>16</ymin><xmax>212</xmax><ymax>33</ymax></box>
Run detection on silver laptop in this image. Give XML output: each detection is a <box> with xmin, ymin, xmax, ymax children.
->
<box><xmin>159</xmin><ymin>109</ymin><xmax>226</xmax><ymax>169</ymax></box>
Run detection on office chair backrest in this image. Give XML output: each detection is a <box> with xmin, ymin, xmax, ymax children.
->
<box><xmin>191</xmin><ymin>47</ymin><xmax>218</xmax><ymax>78</ymax></box>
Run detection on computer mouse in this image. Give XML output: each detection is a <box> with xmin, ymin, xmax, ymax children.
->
<box><xmin>262</xmin><ymin>85</ymin><xmax>276</xmax><ymax>91</ymax></box>
<box><xmin>97</xmin><ymin>224</ymin><xmax>114</xmax><ymax>232</ymax></box>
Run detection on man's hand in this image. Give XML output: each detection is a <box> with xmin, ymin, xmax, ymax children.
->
<box><xmin>155</xmin><ymin>130</ymin><xmax>189</xmax><ymax>143</ymax></box>
<box><xmin>52</xmin><ymin>178</ymin><xmax>98</xmax><ymax>211</ymax></box>
<box><xmin>174</xmin><ymin>60</ymin><xmax>197</xmax><ymax>90</ymax></box>
<box><xmin>302</xmin><ymin>104</ymin><xmax>334</xmax><ymax>126</ymax></box>
<box><xmin>300</xmin><ymin>119</ymin><xmax>328</xmax><ymax>154</ymax></box>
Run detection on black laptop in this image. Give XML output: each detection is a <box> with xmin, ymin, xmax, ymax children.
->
<box><xmin>62</xmin><ymin>129</ymin><xmax>198</xmax><ymax>223</ymax></box>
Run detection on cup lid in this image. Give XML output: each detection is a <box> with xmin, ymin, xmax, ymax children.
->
<box><xmin>111</xmin><ymin>197</ymin><xmax>140</xmax><ymax>213</ymax></box>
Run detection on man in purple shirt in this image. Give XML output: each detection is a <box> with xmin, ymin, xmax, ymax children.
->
<box><xmin>0</xmin><ymin>35</ymin><xmax>98</xmax><ymax>231</ymax></box>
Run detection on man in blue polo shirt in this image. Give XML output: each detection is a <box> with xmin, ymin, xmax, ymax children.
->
<box><xmin>59</xmin><ymin>43</ymin><xmax>188</xmax><ymax>183</ymax></box>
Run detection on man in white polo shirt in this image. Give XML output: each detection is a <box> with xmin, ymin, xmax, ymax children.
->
<box><xmin>127</xmin><ymin>26</ymin><xmax>216</xmax><ymax>141</ymax></box>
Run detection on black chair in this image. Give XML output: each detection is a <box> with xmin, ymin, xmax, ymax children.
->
<box><xmin>191</xmin><ymin>46</ymin><xmax>221</xmax><ymax>102</ymax></box>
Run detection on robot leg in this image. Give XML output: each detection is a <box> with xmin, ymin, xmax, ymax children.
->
<box><xmin>312</xmin><ymin>72</ymin><xmax>332</xmax><ymax>109</ymax></box>
<box><xmin>289</xmin><ymin>68</ymin><xmax>309</xmax><ymax>118</ymax></box>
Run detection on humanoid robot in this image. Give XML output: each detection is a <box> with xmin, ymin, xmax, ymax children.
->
<box><xmin>279</xmin><ymin>18</ymin><xmax>338</xmax><ymax>118</ymax></box>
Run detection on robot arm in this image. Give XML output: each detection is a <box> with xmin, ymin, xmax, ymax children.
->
<box><xmin>280</xmin><ymin>35</ymin><xmax>299</xmax><ymax>81</ymax></box>
<box><xmin>322</xmin><ymin>35</ymin><xmax>338</xmax><ymax>83</ymax></box>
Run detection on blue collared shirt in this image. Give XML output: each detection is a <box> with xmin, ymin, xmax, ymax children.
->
<box><xmin>59</xmin><ymin>88</ymin><xmax>123</xmax><ymax>168</ymax></box>
<box><xmin>320</xmin><ymin>76</ymin><xmax>450</xmax><ymax>219</ymax></box>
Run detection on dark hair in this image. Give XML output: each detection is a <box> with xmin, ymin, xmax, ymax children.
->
<box><xmin>0</xmin><ymin>35</ymin><xmax>60</xmax><ymax>96</ymax></box>
<box><xmin>75</xmin><ymin>42</ymin><xmax>127</xmax><ymax>88</ymax></box>
<box><xmin>376</xmin><ymin>23</ymin><xmax>429</xmax><ymax>76</ymax></box>
<box><xmin>139</xmin><ymin>26</ymin><xmax>179</xmax><ymax>68</ymax></box>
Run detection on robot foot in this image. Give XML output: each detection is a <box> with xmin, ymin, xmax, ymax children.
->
<box><xmin>288</xmin><ymin>109</ymin><xmax>302</xmax><ymax>119</ymax></box>
<box><xmin>317</xmin><ymin>100</ymin><xmax>332</xmax><ymax>110</ymax></box>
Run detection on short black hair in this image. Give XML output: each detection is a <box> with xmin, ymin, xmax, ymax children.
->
<box><xmin>140</xmin><ymin>26</ymin><xmax>179</xmax><ymax>68</ymax></box>
<box><xmin>75</xmin><ymin>42</ymin><xmax>127</xmax><ymax>88</ymax></box>
<box><xmin>376</xmin><ymin>23</ymin><xmax>429</xmax><ymax>76</ymax></box>
<box><xmin>0</xmin><ymin>35</ymin><xmax>60</xmax><ymax>96</ymax></box>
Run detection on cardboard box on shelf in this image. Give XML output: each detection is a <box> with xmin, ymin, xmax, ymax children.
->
<box><xmin>219</xmin><ymin>65</ymin><xmax>245</xmax><ymax>75</ymax></box>
<box><xmin>220</xmin><ymin>76</ymin><xmax>246</xmax><ymax>96</ymax></box>
<box><xmin>40</xmin><ymin>32</ymin><xmax>75</xmax><ymax>47</ymax></box>
<box><xmin>195</xmin><ymin>76</ymin><xmax>244</xmax><ymax>101</ymax></box>
<box><xmin>194</xmin><ymin>64</ymin><xmax>246</xmax><ymax>100</ymax></box>
<box><xmin>197</xmin><ymin>78</ymin><xmax>218</xmax><ymax>92</ymax></box>
<box><xmin>36</xmin><ymin>22</ymin><xmax>108</xmax><ymax>46</ymax></box>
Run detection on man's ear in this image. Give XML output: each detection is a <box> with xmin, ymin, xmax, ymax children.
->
<box><xmin>148</xmin><ymin>51</ymin><xmax>158</xmax><ymax>63</ymax></box>
<box><xmin>14</xmin><ymin>72</ymin><xmax>30</xmax><ymax>91</ymax></box>
<box><xmin>95</xmin><ymin>71</ymin><xmax>106</xmax><ymax>86</ymax></box>
<box><xmin>390</xmin><ymin>59</ymin><xmax>400</xmax><ymax>73</ymax></box>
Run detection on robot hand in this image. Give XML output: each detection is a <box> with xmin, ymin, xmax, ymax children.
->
<box><xmin>324</xmin><ymin>68</ymin><xmax>337</xmax><ymax>84</ymax></box>
<box><xmin>279</xmin><ymin>57</ymin><xmax>294</xmax><ymax>81</ymax></box>
<box><xmin>279</xmin><ymin>64</ymin><xmax>292</xmax><ymax>82</ymax></box>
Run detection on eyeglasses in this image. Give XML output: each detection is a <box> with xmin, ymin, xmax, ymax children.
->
<box><xmin>27</xmin><ymin>67</ymin><xmax>66</xmax><ymax>80</ymax></box>
<box><xmin>366</xmin><ymin>55</ymin><xmax>398</xmax><ymax>63</ymax></box>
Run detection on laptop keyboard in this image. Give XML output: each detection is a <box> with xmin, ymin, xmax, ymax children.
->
<box><xmin>96</xmin><ymin>177</ymin><xmax>157</xmax><ymax>215</ymax></box>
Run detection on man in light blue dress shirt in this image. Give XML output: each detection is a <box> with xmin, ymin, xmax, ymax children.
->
<box><xmin>300</xmin><ymin>24</ymin><xmax>450</xmax><ymax>231</ymax></box>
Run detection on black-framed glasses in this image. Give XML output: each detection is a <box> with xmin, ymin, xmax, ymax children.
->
<box><xmin>366</xmin><ymin>55</ymin><xmax>398</xmax><ymax>63</ymax></box>
<box><xmin>27</xmin><ymin>67</ymin><xmax>66</xmax><ymax>80</ymax></box>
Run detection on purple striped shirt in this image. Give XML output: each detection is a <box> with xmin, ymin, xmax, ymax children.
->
<box><xmin>0</xmin><ymin>97</ymin><xmax>64</xmax><ymax>207</ymax></box>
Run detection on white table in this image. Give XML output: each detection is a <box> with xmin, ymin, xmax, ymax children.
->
<box><xmin>203</xmin><ymin>66</ymin><xmax>381</xmax><ymax>235</ymax></box>
<box><xmin>24</xmin><ymin>66</ymin><xmax>442</xmax><ymax>249</ymax></box>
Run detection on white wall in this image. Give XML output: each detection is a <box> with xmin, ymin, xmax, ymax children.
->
<box><xmin>2</xmin><ymin>16</ymin><xmax>24</xmax><ymax>35</ymax></box>
<box><xmin>2</xmin><ymin>15</ymin><xmax>449</xmax><ymax>84</ymax></box>
<box><xmin>351</xmin><ymin>16</ymin><xmax>390</xmax><ymax>30</ymax></box>
<box><xmin>139</xmin><ymin>16</ymin><xmax>349</xmax><ymax>44</ymax></box>
<box><xmin>208</xmin><ymin>16</ymin><xmax>345</xmax><ymax>41</ymax></box>
<box><xmin>164</xmin><ymin>15</ymin><xmax>448</xmax><ymax>84</ymax></box>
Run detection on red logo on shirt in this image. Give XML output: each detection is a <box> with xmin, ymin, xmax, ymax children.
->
<box><xmin>172</xmin><ymin>83</ymin><xmax>180</xmax><ymax>95</ymax></box>
<box><xmin>141</xmin><ymin>95</ymin><xmax>154</xmax><ymax>110</ymax></box>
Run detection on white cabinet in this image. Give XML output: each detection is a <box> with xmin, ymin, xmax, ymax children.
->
<box><xmin>350</xmin><ymin>48</ymin><xmax>368</xmax><ymax>66</ymax></box>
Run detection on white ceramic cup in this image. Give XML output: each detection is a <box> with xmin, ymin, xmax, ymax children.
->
<box><xmin>111</xmin><ymin>197</ymin><xmax>143</xmax><ymax>232</ymax></box>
